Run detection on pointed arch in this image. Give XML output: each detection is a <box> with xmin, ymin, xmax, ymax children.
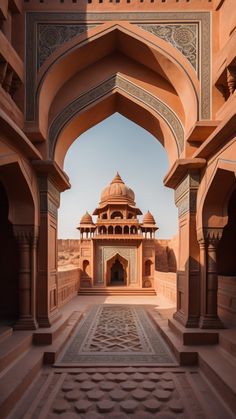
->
<box><xmin>34</xmin><ymin>22</ymin><xmax>199</xmax><ymax>161</ymax></box>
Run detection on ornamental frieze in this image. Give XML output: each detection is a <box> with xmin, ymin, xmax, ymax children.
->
<box><xmin>38</xmin><ymin>24</ymin><xmax>98</xmax><ymax>69</ymax></box>
<box><xmin>137</xmin><ymin>24</ymin><xmax>198</xmax><ymax>72</ymax></box>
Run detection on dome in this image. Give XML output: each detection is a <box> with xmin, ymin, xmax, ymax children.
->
<box><xmin>143</xmin><ymin>211</ymin><xmax>156</xmax><ymax>225</ymax></box>
<box><xmin>80</xmin><ymin>211</ymin><xmax>94</xmax><ymax>224</ymax></box>
<box><xmin>100</xmin><ymin>173</ymin><xmax>135</xmax><ymax>204</ymax></box>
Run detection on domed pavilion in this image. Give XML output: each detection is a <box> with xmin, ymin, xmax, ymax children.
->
<box><xmin>77</xmin><ymin>173</ymin><xmax>158</xmax><ymax>290</ymax></box>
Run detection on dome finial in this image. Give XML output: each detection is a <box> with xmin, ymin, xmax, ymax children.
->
<box><xmin>111</xmin><ymin>172</ymin><xmax>124</xmax><ymax>184</ymax></box>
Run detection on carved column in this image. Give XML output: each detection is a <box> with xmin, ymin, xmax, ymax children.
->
<box><xmin>37</xmin><ymin>176</ymin><xmax>60</xmax><ymax>327</ymax></box>
<box><xmin>173</xmin><ymin>172</ymin><xmax>200</xmax><ymax>327</ymax></box>
<box><xmin>227</xmin><ymin>67</ymin><xmax>236</xmax><ymax>96</ymax></box>
<box><xmin>199</xmin><ymin>228</ymin><xmax>224</xmax><ymax>329</ymax></box>
<box><xmin>13</xmin><ymin>225</ymin><xmax>38</xmax><ymax>330</ymax></box>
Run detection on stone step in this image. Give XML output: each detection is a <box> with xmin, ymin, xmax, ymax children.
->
<box><xmin>199</xmin><ymin>346</ymin><xmax>236</xmax><ymax>414</ymax></box>
<box><xmin>79</xmin><ymin>288</ymin><xmax>156</xmax><ymax>296</ymax></box>
<box><xmin>147</xmin><ymin>309</ymin><xmax>198</xmax><ymax>366</ymax></box>
<box><xmin>218</xmin><ymin>329</ymin><xmax>236</xmax><ymax>359</ymax></box>
<box><xmin>0</xmin><ymin>347</ymin><xmax>43</xmax><ymax>419</ymax></box>
<box><xmin>0</xmin><ymin>326</ymin><xmax>13</xmax><ymax>344</ymax></box>
<box><xmin>0</xmin><ymin>331</ymin><xmax>33</xmax><ymax>374</ymax></box>
<box><xmin>0</xmin><ymin>311</ymin><xmax>83</xmax><ymax>418</ymax></box>
<box><xmin>43</xmin><ymin>311</ymin><xmax>83</xmax><ymax>364</ymax></box>
<box><xmin>168</xmin><ymin>318</ymin><xmax>219</xmax><ymax>345</ymax></box>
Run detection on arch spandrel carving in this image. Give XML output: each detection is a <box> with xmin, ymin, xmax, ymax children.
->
<box><xmin>26</xmin><ymin>11</ymin><xmax>209</xmax><ymax>123</ymax></box>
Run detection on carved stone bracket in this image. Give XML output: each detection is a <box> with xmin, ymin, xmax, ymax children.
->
<box><xmin>202</xmin><ymin>227</ymin><xmax>223</xmax><ymax>243</ymax></box>
<box><xmin>38</xmin><ymin>176</ymin><xmax>60</xmax><ymax>219</ymax></box>
<box><xmin>175</xmin><ymin>172</ymin><xmax>200</xmax><ymax>217</ymax></box>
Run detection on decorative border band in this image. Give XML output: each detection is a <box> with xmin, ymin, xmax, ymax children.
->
<box><xmin>48</xmin><ymin>74</ymin><xmax>184</xmax><ymax>158</ymax></box>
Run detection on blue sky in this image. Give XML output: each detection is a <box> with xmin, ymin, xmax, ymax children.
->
<box><xmin>58</xmin><ymin>113</ymin><xmax>178</xmax><ymax>239</ymax></box>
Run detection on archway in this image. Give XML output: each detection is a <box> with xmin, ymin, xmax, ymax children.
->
<box><xmin>106</xmin><ymin>253</ymin><xmax>128</xmax><ymax>286</ymax></box>
<box><xmin>111</xmin><ymin>259</ymin><xmax>125</xmax><ymax>285</ymax></box>
<box><xmin>0</xmin><ymin>181</ymin><xmax>19</xmax><ymax>323</ymax></box>
<box><xmin>197</xmin><ymin>166</ymin><xmax>236</xmax><ymax>329</ymax></box>
<box><xmin>0</xmin><ymin>157</ymin><xmax>38</xmax><ymax>330</ymax></box>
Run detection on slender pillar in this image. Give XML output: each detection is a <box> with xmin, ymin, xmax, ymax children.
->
<box><xmin>173</xmin><ymin>172</ymin><xmax>200</xmax><ymax>327</ymax></box>
<box><xmin>13</xmin><ymin>225</ymin><xmax>38</xmax><ymax>330</ymax></box>
<box><xmin>37</xmin><ymin>176</ymin><xmax>60</xmax><ymax>327</ymax></box>
<box><xmin>199</xmin><ymin>229</ymin><xmax>224</xmax><ymax>328</ymax></box>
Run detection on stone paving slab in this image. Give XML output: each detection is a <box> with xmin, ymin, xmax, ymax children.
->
<box><xmin>58</xmin><ymin>305</ymin><xmax>175</xmax><ymax>365</ymax></box>
<box><xmin>11</xmin><ymin>366</ymin><xmax>235</xmax><ymax>419</ymax></box>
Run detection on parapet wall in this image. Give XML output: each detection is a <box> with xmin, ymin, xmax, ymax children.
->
<box><xmin>58</xmin><ymin>239</ymin><xmax>80</xmax><ymax>252</ymax></box>
<box><xmin>154</xmin><ymin>270</ymin><xmax>177</xmax><ymax>303</ymax></box>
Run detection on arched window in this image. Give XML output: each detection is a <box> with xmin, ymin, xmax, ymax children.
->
<box><xmin>145</xmin><ymin>260</ymin><xmax>152</xmax><ymax>276</ymax></box>
<box><xmin>102</xmin><ymin>213</ymin><xmax>107</xmax><ymax>219</ymax></box>
<box><xmin>83</xmin><ymin>260</ymin><xmax>90</xmax><ymax>274</ymax></box>
<box><xmin>131</xmin><ymin>225</ymin><xmax>137</xmax><ymax>234</ymax></box>
<box><xmin>115</xmin><ymin>225</ymin><xmax>122</xmax><ymax>234</ymax></box>
<box><xmin>111</xmin><ymin>211</ymin><xmax>123</xmax><ymax>219</ymax></box>
<box><xmin>108</xmin><ymin>225</ymin><xmax>113</xmax><ymax>234</ymax></box>
<box><xmin>100</xmin><ymin>225</ymin><xmax>107</xmax><ymax>234</ymax></box>
<box><xmin>124</xmin><ymin>225</ymin><xmax>129</xmax><ymax>234</ymax></box>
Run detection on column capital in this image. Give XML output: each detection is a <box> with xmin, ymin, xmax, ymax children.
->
<box><xmin>13</xmin><ymin>225</ymin><xmax>34</xmax><ymax>244</ymax></box>
<box><xmin>203</xmin><ymin>227</ymin><xmax>223</xmax><ymax>245</ymax></box>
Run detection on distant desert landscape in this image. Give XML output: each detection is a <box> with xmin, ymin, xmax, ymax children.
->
<box><xmin>58</xmin><ymin>240</ymin><xmax>80</xmax><ymax>270</ymax></box>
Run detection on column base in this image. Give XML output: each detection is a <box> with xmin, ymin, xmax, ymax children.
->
<box><xmin>199</xmin><ymin>316</ymin><xmax>225</xmax><ymax>329</ymax></box>
<box><xmin>37</xmin><ymin>309</ymin><xmax>61</xmax><ymax>328</ymax></box>
<box><xmin>14</xmin><ymin>316</ymin><xmax>38</xmax><ymax>330</ymax></box>
<box><xmin>173</xmin><ymin>310</ymin><xmax>200</xmax><ymax>328</ymax></box>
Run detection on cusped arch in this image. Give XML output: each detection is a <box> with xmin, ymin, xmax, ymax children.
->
<box><xmin>36</xmin><ymin>22</ymin><xmax>199</xmax><ymax>153</ymax></box>
<box><xmin>0</xmin><ymin>148</ymin><xmax>38</xmax><ymax>226</ymax></box>
<box><xmin>197</xmin><ymin>161</ymin><xmax>236</xmax><ymax>239</ymax></box>
<box><xmin>49</xmin><ymin>80</ymin><xmax>184</xmax><ymax>168</ymax></box>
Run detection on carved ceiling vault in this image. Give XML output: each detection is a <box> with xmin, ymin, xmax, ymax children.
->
<box><xmin>26</xmin><ymin>11</ymin><xmax>210</xmax><ymax>122</ymax></box>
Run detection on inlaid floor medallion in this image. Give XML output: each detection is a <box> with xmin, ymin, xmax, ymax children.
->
<box><xmin>59</xmin><ymin>305</ymin><xmax>176</xmax><ymax>365</ymax></box>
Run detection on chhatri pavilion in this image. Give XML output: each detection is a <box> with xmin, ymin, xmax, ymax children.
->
<box><xmin>78</xmin><ymin>173</ymin><xmax>158</xmax><ymax>290</ymax></box>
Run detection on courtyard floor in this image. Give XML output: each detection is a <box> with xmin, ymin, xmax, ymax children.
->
<box><xmin>7</xmin><ymin>296</ymin><xmax>235</xmax><ymax>419</ymax></box>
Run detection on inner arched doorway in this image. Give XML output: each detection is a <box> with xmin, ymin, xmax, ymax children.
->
<box><xmin>111</xmin><ymin>258</ymin><xmax>125</xmax><ymax>285</ymax></box>
<box><xmin>106</xmin><ymin>253</ymin><xmax>129</xmax><ymax>287</ymax></box>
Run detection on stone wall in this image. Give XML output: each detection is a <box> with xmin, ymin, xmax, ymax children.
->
<box><xmin>58</xmin><ymin>239</ymin><xmax>80</xmax><ymax>268</ymax></box>
<box><xmin>58</xmin><ymin>239</ymin><xmax>80</xmax><ymax>252</ymax></box>
<box><xmin>58</xmin><ymin>267</ymin><xmax>80</xmax><ymax>308</ymax></box>
<box><xmin>218</xmin><ymin>275</ymin><xmax>236</xmax><ymax>326</ymax></box>
<box><xmin>155</xmin><ymin>235</ymin><xmax>178</xmax><ymax>272</ymax></box>
<box><xmin>154</xmin><ymin>270</ymin><xmax>177</xmax><ymax>303</ymax></box>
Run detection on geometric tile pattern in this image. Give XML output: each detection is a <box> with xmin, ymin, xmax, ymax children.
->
<box><xmin>17</xmin><ymin>367</ymin><xmax>234</xmax><ymax>419</ymax></box>
<box><xmin>59</xmin><ymin>305</ymin><xmax>176</xmax><ymax>365</ymax></box>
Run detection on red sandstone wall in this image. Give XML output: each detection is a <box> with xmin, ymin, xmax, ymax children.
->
<box><xmin>154</xmin><ymin>270</ymin><xmax>177</xmax><ymax>304</ymax></box>
<box><xmin>155</xmin><ymin>236</ymin><xmax>178</xmax><ymax>273</ymax></box>
<box><xmin>218</xmin><ymin>275</ymin><xmax>236</xmax><ymax>326</ymax></box>
<box><xmin>58</xmin><ymin>267</ymin><xmax>80</xmax><ymax>308</ymax></box>
<box><xmin>58</xmin><ymin>239</ymin><xmax>80</xmax><ymax>252</ymax></box>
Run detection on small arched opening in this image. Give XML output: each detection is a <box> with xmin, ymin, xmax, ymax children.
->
<box><xmin>82</xmin><ymin>259</ymin><xmax>90</xmax><ymax>275</ymax></box>
<box><xmin>115</xmin><ymin>225</ymin><xmax>122</xmax><ymax>234</ymax></box>
<box><xmin>145</xmin><ymin>259</ymin><xmax>152</xmax><ymax>277</ymax></box>
<box><xmin>111</xmin><ymin>211</ymin><xmax>123</xmax><ymax>219</ymax></box>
